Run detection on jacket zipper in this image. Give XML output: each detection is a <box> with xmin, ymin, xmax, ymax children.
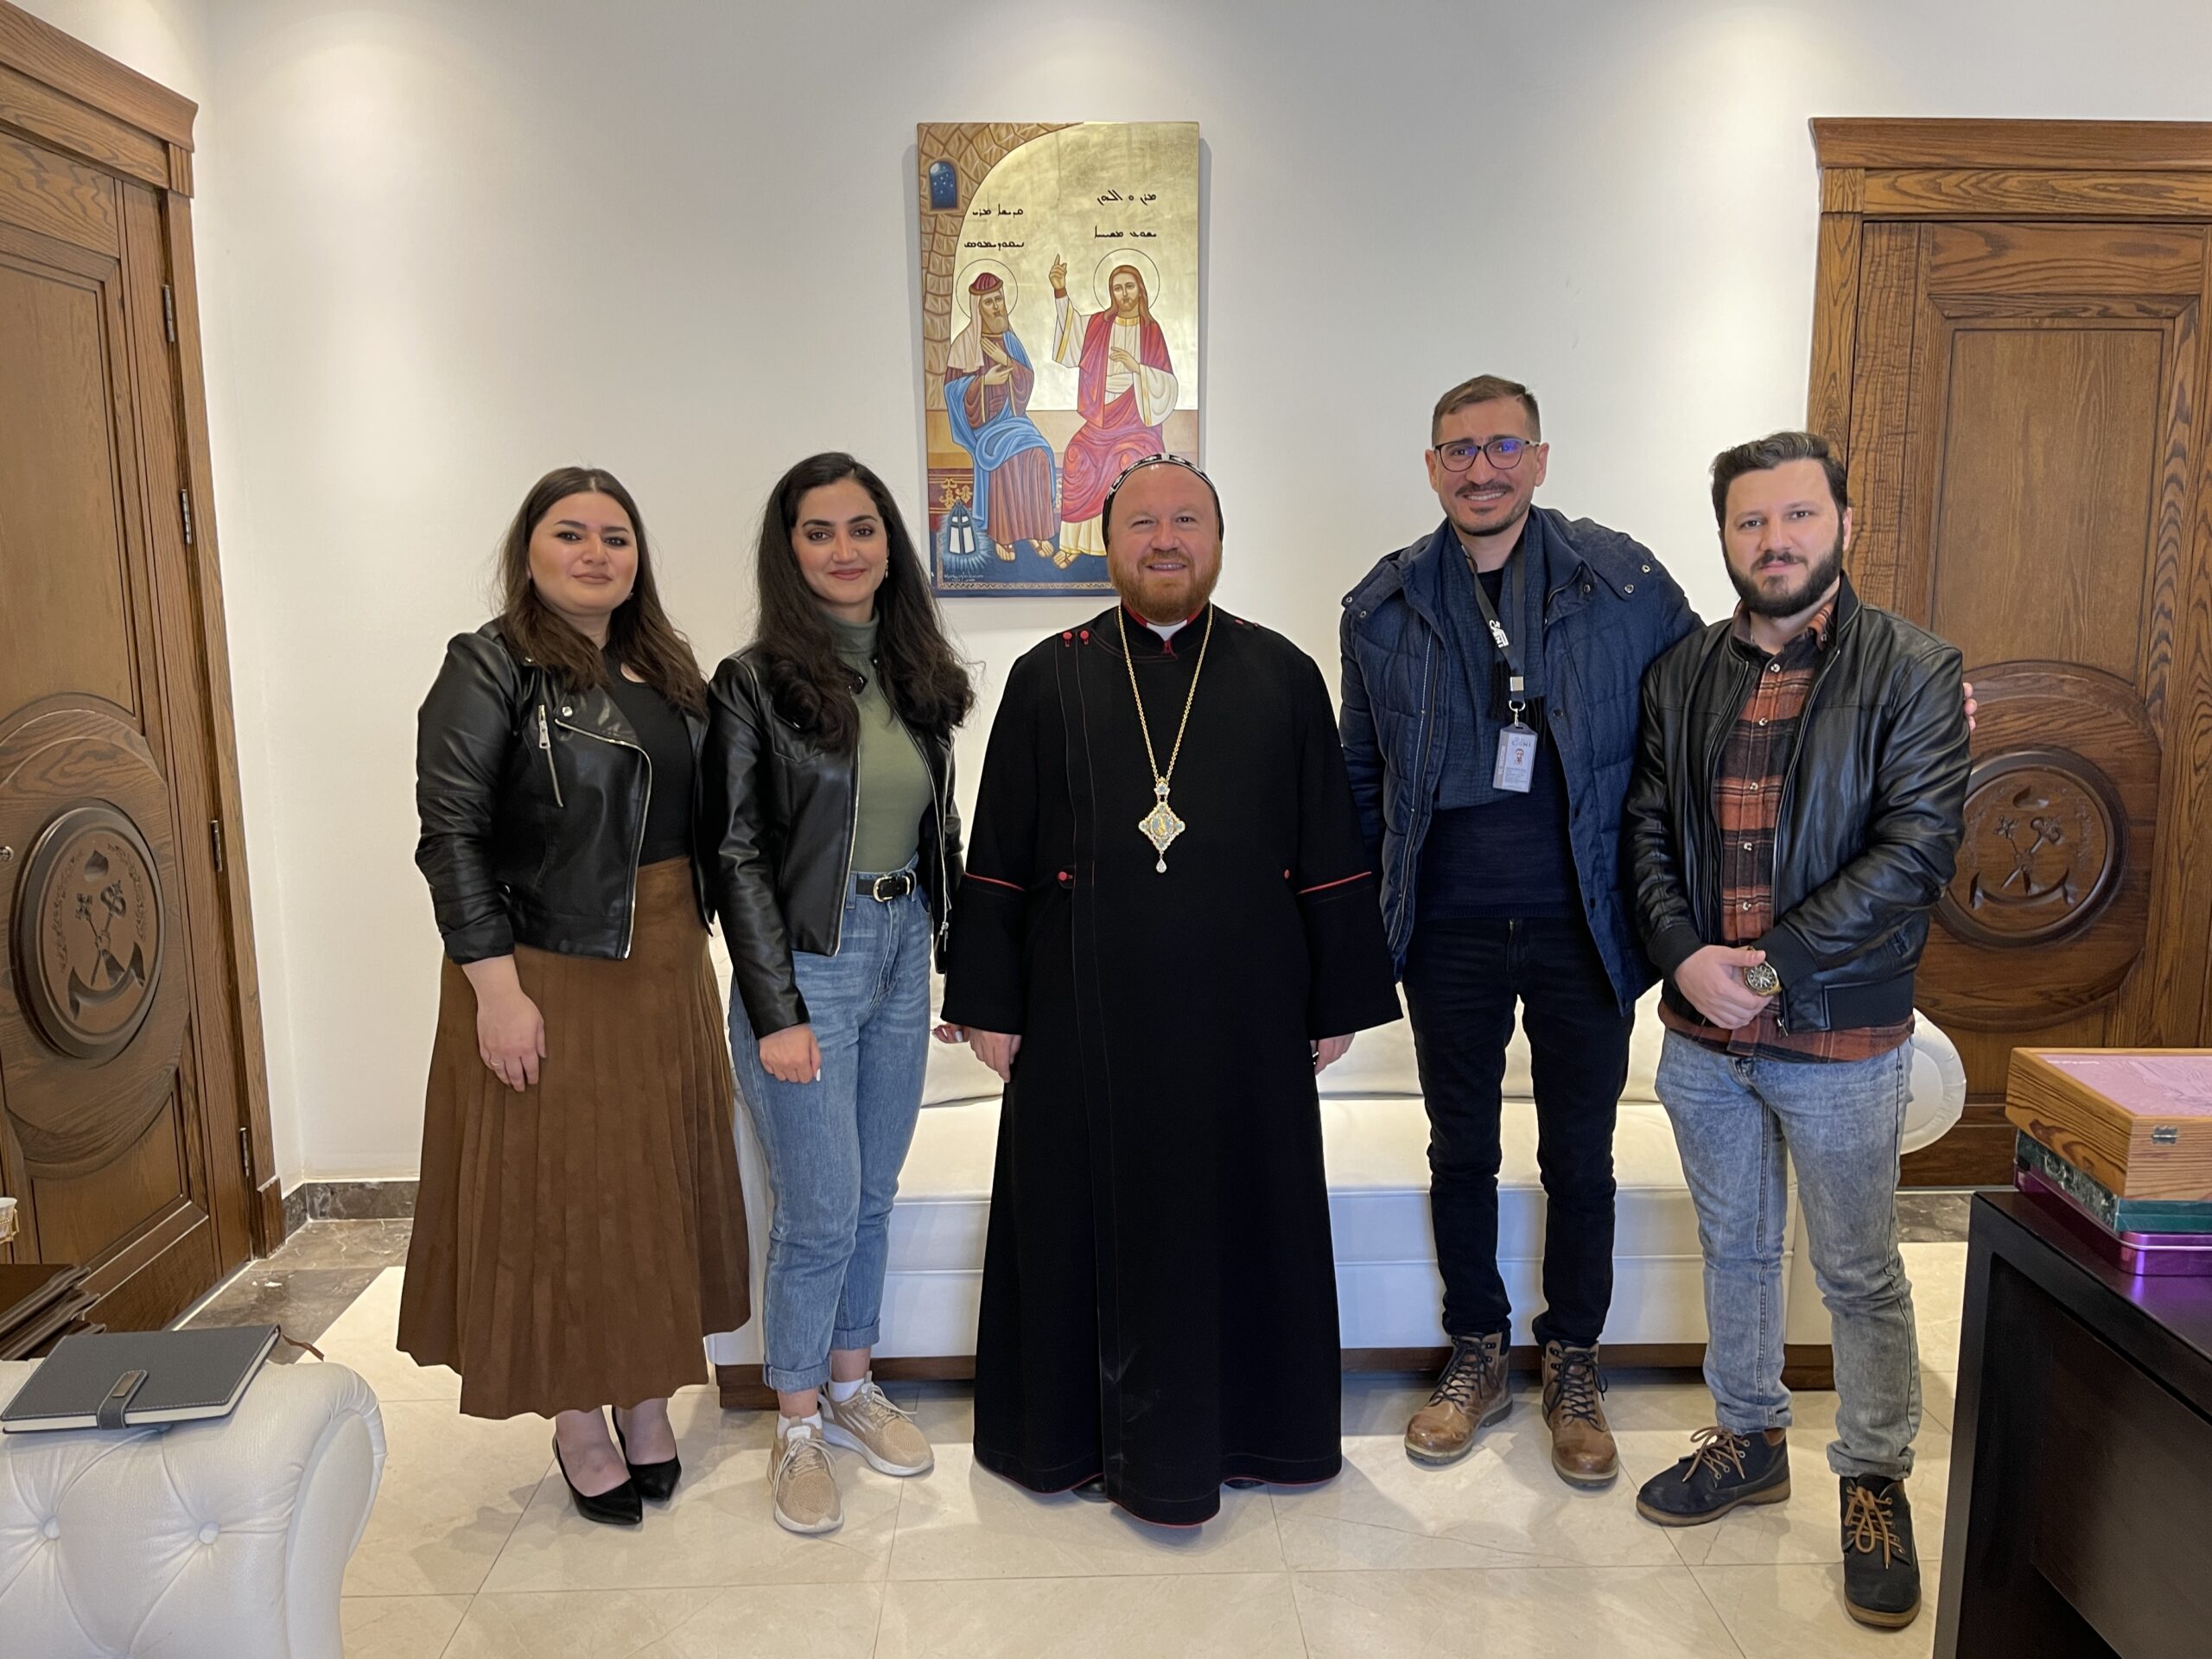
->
<box><xmin>830</xmin><ymin>741</ymin><xmax>861</xmax><ymax>958</ymax></box>
<box><xmin>903</xmin><ymin>721</ymin><xmax>951</xmax><ymax>953</ymax></box>
<box><xmin>1764</xmin><ymin>628</ymin><xmax>1847</xmax><ymax>1033</ymax></box>
<box><xmin>1696</xmin><ymin>647</ymin><xmax>1753</xmax><ymax>940</ymax></box>
<box><xmin>556</xmin><ymin>717</ymin><xmax>650</xmax><ymax>958</ymax></box>
<box><xmin>537</xmin><ymin>704</ymin><xmax>564</xmax><ymax>806</ymax></box>
<box><xmin>1393</xmin><ymin>636</ymin><xmax>1440</xmax><ymax>961</ymax></box>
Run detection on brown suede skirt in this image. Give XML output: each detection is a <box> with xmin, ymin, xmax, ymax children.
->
<box><xmin>398</xmin><ymin>857</ymin><xmax>750</xmax><ymax>1419</ymax></box>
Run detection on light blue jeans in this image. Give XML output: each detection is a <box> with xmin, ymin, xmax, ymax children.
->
<box><xmin>728</xmin><ymin>879</ymin><xmax>931</xmax><ymax>1394</ymax></box>
<box><xmin>1656</xmin><ymin>1029</ymin><xmax>1922</xmax><ymax>1479</ymax></box>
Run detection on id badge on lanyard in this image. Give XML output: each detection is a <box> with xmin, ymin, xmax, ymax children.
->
<box><xmin>1476</xmin><ymin>565</ymin><xmax>1537</xmax><ymax>794</ymax></box>
<box><xmin>1492</xmin><ymin>672</ymin><xmax>1537</xmax><ymax>793</ymax></box>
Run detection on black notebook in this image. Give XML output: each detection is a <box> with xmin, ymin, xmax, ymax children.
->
<box><xmin>0</xmin><ymin>1325</ymin><xmax>278</xmax><ymax>1433</ymax></box>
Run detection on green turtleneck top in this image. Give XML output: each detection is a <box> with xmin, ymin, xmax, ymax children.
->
<box><xmin>831</xmin><ymin>614</ymin><xmax>933</xmax><ymax>876</ymax></box>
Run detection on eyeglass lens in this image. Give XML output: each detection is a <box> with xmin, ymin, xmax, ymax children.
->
<box><xmin>1437</xmin><ymin>436</ymin><xmax>1533</xmax><ymax>472</ymax></box>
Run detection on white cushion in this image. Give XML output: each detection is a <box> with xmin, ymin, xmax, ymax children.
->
<box><xmin>0</xmin><ymin>1360</ymin><xmax>385</xmax><ymax>1659</ymax></box>
<box><xmin>887</xmin><ymin>1097</ymin><xmax>1721</xmax><ymax>1271</ymax></box>
<box><xmin>706</xmin><ymin>929</ymin><xmax>1971</xmax><ymax>1366</ymax></box>
<box><xmin>1904</xmin><ymin>1021</ymin><xmax>1967</xmax><ymax>1154</ymax></box>
<box><xmin>1322</xmin><ymin>1096</ymin><xmax>1715</xmax><ymax>1262</ymax></box>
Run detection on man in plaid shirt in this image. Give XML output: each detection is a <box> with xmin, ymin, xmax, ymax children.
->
<box><xmin>1622</xmin><ymin>431</ymin><xmax>1970</xmax><ymax>1632</ymax></box>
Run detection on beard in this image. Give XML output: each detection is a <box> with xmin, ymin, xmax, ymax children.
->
<box><xmin>1729</xmin><ymin>528</ymin><xmax>1844</xmax><ymax>618</ymax></box>
<box><xmin>1445</xmin><ymin>474</ymin><xmax>1533</xmax><ymax>542</ymax></box>
<box><xmin>1112</xmin><ymin>554</ymin><xmax>1220</xmax><ymax>625</ymax></box>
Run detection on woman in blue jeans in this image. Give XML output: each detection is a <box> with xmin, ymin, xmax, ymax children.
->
<box><xmin>702</xmin><ymin>453</ymin><xmax>974</xmax><ymax>1535</ymax></box>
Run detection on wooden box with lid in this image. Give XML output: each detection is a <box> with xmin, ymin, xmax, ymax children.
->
<box><xmin>2006</xmin><ymin>1049</ymin><xmax>2212</xmax><ymax>1201</ymax></box>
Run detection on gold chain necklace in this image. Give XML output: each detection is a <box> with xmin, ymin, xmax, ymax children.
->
<box><xmin>1117</xmin><ymin>607</ymin><xmax>1213</xmax><ymax>874</ymax></box>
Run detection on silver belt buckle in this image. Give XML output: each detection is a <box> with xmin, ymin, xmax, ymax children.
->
<box><xmin>871</xmin><ymin>874</ymin><xmax>903</xmax><ymax>901</ymax></box>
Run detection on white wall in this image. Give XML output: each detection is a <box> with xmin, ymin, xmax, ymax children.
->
<box><xmin>27</xmin><ymin>0</ymin><xmax>2212</xmax><ymax>1180</ymax></box>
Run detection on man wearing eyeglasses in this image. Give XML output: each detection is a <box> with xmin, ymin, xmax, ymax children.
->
<box><xmin>1339</xmin><ymin>374</ymin><xmax>1699</xmax><ymax>1486</ymax></box>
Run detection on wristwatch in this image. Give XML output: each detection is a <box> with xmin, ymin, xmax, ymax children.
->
<box><xmin>1742</xmin><ymin>962</ymin><xmax>1782</xmax><ymax>997</ymax></box>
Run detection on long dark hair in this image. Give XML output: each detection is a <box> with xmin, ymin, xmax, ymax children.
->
<box><xmin>495</xmin><ymin>466</ymin><xmax>706</xmax><ymax>714</ymax></box>
<box><xmin>753</xmin><ymin>453</ymin><xmax>974</xmax><ymax>750</ymax></box>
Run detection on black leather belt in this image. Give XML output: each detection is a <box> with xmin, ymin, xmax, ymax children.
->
<box><xmin>855</xmin><ymin>872</ymin><xmax>917</xmax><ymax>901</ymax></box>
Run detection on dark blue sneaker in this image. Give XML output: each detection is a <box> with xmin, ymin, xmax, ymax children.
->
<box><xmin>1841</xmin><ymin>1475</ymin><xmax>1921</xmax><ymax>1629</ymax></box>
<box><xmin>1635</xmin><ymin>1426</ymin><xmax>1790</xmax><ymax>1526</ymax></box>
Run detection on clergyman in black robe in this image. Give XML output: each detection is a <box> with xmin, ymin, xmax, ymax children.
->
<box><xmin>938</xmin><ymin>456</ymin><xmax>1402</xmax><ymax>1526</ymax></box>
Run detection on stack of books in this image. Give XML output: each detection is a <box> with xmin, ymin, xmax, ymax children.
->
<box><xmin>2007</xmin><ymin>1049</ymin><xmax>2212</xmax><ymax>1276</ymax></box>
<box><xmin>0</xmin><ymin>1263</ymin><xmax>99</xmax><ymax>1361</ymax></box>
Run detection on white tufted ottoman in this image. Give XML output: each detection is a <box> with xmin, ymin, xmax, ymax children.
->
<box><xmin>0</xmin><ymin>1357</ymin><xmax>385</xmax><ymax>1658</ymax></box>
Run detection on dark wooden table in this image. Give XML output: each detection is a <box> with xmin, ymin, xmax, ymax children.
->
<box><xmin>1938</xmin><ymin>1192</ymin><xmax>2212</xmax><ymax>1657</ymax></box>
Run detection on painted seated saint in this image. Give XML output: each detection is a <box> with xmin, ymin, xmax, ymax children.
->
<box><xmin>944</xmin><ymin>272</ymin><xmax>1059</xmax><ymax>563</ymax></box>
<box><xmin>1050</xmin><ymin>256</ymin><xmax>1179</xmax><ymax>563</ymax></box>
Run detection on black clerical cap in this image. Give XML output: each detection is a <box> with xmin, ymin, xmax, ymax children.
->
<box><xmin>1102</xmin><ymin>454</ymin><xmax>1223</xmax><ymax>540</ymax></box>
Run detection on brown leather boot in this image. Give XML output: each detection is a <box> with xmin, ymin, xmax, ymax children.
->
<box><xmin>1541</xmin><ymin>1340</ymin><xmax>1619</xmax><ymax>1488</ymax></box>
<box><xmin>1404</xmin><ymin>1332</ymin><xmax>1510</xmax><ymax>1465</ymax></box>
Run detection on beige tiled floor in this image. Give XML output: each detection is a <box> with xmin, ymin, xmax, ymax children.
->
<box><xmin>332</xmin><ymin>1246</ymin><xmax>1967</xmax><ymax>1657</ymax></box>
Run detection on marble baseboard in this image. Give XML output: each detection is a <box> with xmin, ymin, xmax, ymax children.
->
<box><xmin>276</xmin><ymin>1178</ymin><xmax>1970</xmax><ymax>1239</ymax></box>
<box><xmin>283</xmin><ymin>1178</ymin><xmax>420</xmax><ymax>1234</ymax></box>
<box><xmin>1896</xmin><ymin>1191</ymin><xmax>1980</xmax><ymax>1243</ymax></box>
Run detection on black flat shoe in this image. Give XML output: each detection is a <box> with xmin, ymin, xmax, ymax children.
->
<box><xmin>613</xmin><ymin>1413</ymin><xmax>682</xmax><ymax>1503</ymax></box>
<box><xmin>553</xmin><ymin>1438</ymin><xmax>643</xmax><ymax>1527</ymax></box>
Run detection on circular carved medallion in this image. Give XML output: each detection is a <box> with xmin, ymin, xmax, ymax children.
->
<box><xmin>10</xmin><ymin>802</ymin><xmax>165</xmax><ymax>1062</ymax></box>
<box><xmin>1936</xmin><ymin>748</ymin><xmax>2126</xmax><ymax>950</ymax></box>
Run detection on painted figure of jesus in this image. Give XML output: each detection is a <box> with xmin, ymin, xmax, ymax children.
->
<box><xmin>1050</xmin><ymin>255</ymin><xmax>1179</xmax><ymax>563</ymax></box>
<box><xmin>944</xmin><ymin>271</ymin><xmax>1060</xmax><ymax>562</ymax></box>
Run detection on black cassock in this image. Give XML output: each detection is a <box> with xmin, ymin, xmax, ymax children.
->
<box><xmin>940</xmin><ymin>604</ymin><xmax>1401</xmax><ymax>1525</ymax></box>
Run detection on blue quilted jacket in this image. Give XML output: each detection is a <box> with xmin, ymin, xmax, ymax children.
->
<box><xmin>1339</xmin><ymin>509</ymin><xmax>1700</xmax><ymax>1010</ymax></box>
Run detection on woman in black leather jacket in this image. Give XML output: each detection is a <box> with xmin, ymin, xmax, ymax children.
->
<box><xmin>702</xmin><ymin>453</ymin><xmax>972</xmax><ymax>1535</ymax></box>
<box><xmin>400</xmin><ymin>467</ymin><xmax>749</xmax><ymax>1529</ymax></box>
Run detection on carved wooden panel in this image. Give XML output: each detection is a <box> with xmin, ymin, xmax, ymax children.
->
<box><xmin>0</xmin><ymin>702</ymin><xmax>189</xmax><ymax>1178</ymax></box>
<box><xmin>1923</xmin><ymin>322</ymin><xmax>2165</xmax><ymax>683</ymax></box>
<box><xmin>1923</xmin><ymin>664</ymin><xmax>2159</xmax><ymax>1031</ymax></box>
<box><xmin>0</xmin><ymin>218</ymin><xmax>139</xmax><ymax>718</ymax></box>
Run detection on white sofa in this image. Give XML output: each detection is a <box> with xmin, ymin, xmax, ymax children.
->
<box><xmin>0</xmin><ymin>1358</ymin><xmax>385</xmax><ymax>1659</ymax></box>
<box><xmin>707</xmin><ymin>949</ymin><xmax>1966</xmax><ymax>1404</ymax></box>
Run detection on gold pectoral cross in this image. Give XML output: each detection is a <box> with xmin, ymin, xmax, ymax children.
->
<box><xmin>1139</xmin><ymin>778</ymin><xmax>1185</xmax><ymax>874</ymax></box>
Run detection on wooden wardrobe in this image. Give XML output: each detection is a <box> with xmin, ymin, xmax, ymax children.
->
<box><xmin>1808</xmin><ymin>120</ymin><xmax>2212</xmax><ymax>1185</ymax></box>
<box><xmin>0</xmin><ymin>3</ymin><xmax>276</xmax><ymax>1325</ymax></box>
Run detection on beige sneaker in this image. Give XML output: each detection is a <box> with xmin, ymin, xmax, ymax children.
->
<box><xmin>821</xmin><ymin>1378</ymin><xmax>934</xmax><ymax>1476</ymax></box>
<box><xmin>770</xmin><ymin>1419</ymin><xmax>842</xmax><ymax>1535</ymax></box>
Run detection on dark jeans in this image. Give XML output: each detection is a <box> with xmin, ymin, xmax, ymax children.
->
<box><xmin>1402</xmin><ymin>916</ymin><xmax>1634</xmax><ymax>1349</ymax></box>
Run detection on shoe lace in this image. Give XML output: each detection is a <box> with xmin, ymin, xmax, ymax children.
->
<box><xmin>1428</xmin><ymin>1335</ymin><xmax>1505</xmax><ymax>1413</ymax></box>
<box><xmin>1545</xmin><ymin>1346</ymin><xmax>1607</xmax><ymax>1428</ymax></box>
<box><xmin>778</xmin><ymin>1426</ymin><xmax>831</xmax><ymax>1484</ymax></box>
<box><xmin>838</xmin><ymin>1381</ymin><xmax>918</xmax><ymax>1433</ymax></box>
<box><xmin>1680</xmin><ymin>1425</ymin><xmax>1752</xmax><ymax>1484</ymax></box>
<box><xmin>1844</xmin><ymin>1483</ymin><xmax>1912</xmax><ymax>1567</ymax></box>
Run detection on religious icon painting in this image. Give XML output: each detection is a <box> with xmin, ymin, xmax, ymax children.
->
<box><xmin>917</xmin><ymin>121</ymin><xmax>1201</xmax><ymax>596</ymax></box>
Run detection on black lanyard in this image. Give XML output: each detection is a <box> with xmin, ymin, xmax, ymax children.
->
<box><xmin>1468</xmin><ymin>553</ymin><xmax>1530</xmax><ymax>719</ymax></box>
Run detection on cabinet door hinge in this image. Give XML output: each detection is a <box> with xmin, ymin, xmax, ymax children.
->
<box><xmin>238</xmin><ymin>1127</ymin><xmax>252</xmax><ymax>1178</ymax></box>
<box><xmin>179</xmin><ymin>487</ymin><xmax>194</xmax><ymax>546</ymax></box>
<box><xmin>162</xmin><ymin>283</ymin><xmax>176</xmax><ymax>344</ymax></box>
<box><xmin>210</xmin><ymin>818</ymin><xmax>224</xmax><ymax>872</ymax></box>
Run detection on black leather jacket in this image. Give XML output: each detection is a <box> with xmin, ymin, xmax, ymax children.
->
<box><xmin>702</xmin><ymin>646</ymin><xmax>963</xmax><ymax>1039</ymax></box>
<box><xmin>416</xmin><ymin>623</ymin><xmax>709</xmax><ymax>963</ymax></box>
<box><xmin>1624</xmin><ymin>575</ymin><xmax>1970</xmax><ymax>1035</ymax></box>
